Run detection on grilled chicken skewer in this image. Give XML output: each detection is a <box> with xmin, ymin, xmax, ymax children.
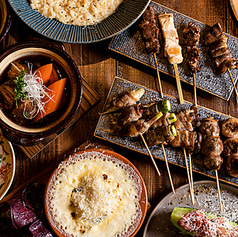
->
<box><xmin>158</xmin><ymin>13</ymin><xmax>184</xmax><ymax>104</ymax></box>
<box><xmin>139</xmin><ymin>6</ymin><xmax>163</xmax><ymax>97</ymax></box>
<box><xmin>183</xmin><ymin>22</ymin><xmax>202</xmax><ymax>107</ymax></box>
<box><xmin>199</xmin><ymin>117</ymin><xmax>223</xmax><ymax>212</ymax></box>
<box><xmin>204</xmin><ymin>23</ymin><xmax>238</xmax><ymax>99</ymax></box>
<box><xmin>100</xmin><ymin>88</ymin><xmax>145</xmax><ymax>115</ymax></box>
<box><xmin>145</xmin><ymin>101</ymin><xmax>177</xmax><ymax>193</ymax></box>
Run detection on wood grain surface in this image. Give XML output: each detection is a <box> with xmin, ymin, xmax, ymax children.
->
<box><xmin>0</xmin><ymin>0</ymin><xmax>238</xmax><ymax>236</ymax></box>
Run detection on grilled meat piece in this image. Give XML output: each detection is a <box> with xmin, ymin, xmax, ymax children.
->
<box><xmin>223</xmin><ymin>138</ymin><xmax>238</xmax><ymax>157</ymax></box>
<box><xmin>199</xmin><ymin>117</ymin><xmax>220</xmax><ymax>138</ymax></box>
<box><xmin>221</xmin><ymin>117</ymin><xmax>238</xmax><ymax>138</ymax></box>
<box><xmin>173</xmin><ymin>108</ymin><xmax>198</xmax><ymax>131</ymax></box>
<box><xmin>102</xmin><ymin>88</ymin><xmax>145</xmax><ymax>115</ymax></box>
<box><xmin>139</xmin><ymin>6</ymin><xmax>160</xmax><ymax>54</ymax></box>
<box><xmin>158</xmin><ymin>13</ymin><xmax>183</xmax><ymax>64</ymax></box>
<box><xmin>119</xmin><ymin>113</ymin><xmax>162</xmax><ymax>138</ymax></box>
<box><xmin>201</xmin><ymin>136</ymin><xmax>223</xmax><ymax>156</ymax></box>
<box><xmin>204</xmin><ymin>23</ymin><xmax>238</xmax><ymax>75</ymax></box>
<box><xmin>183</xmin><ymin>22</ymin><xmax>202</xmax><ymax>73</ymax></box>
<box><xmin>169</xmin><ymin>130</ymin><xmax>197</xmax><ymax>150</ymax></box>
<box><xmin>118</xmin><ymin>104</ymin><xmax>144</xmax><ymax>127</ymax></box>
<box><xmin>146</xmin><ymin>125</ymin><xmax>175</xmax><ymax>146</ymax></box>
<box><xmin>204</xmin><ymin>154</ymin><xmax>223</xmax><ymax>171</ymax></box>
<box><xmin>183</xmin><ymin>22</ymin><xmax>200</xmax><ymax>47</ymax></box>
<box><xmin>226</xmin><ymin>154</ymin><xmax>238</xmax><ymax>177</ymax></box>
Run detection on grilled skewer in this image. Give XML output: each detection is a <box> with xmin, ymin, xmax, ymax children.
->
<box><xmin>199</xmin><ymin>117</ymin><xmax>223</xmax><ymax>212</ymax></box>
<box><xmin>100</xmin><ymin>88</ymin><xmax>145</xmax><ymax>115</ymax></box>
<box><xmin>183</xmin><ymin>22</ymin><xmax>202</xmax><ymax>107</ymax></box>
<box><xmin>158</xmin><ymin>13</ymin><xmax>184</xmax><ymax>104</ymax></box>
<box><xmin>139</xmin><ymin>6</ymin><xmax>163</xmax><ymax>97</ymax></box>
<box><xmin>204</xmin><ymin>23</ymin><xmax>238</xmax><ymax>99</ymax></box>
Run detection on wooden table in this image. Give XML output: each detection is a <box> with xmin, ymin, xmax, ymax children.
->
<box><xmin>1</xmin><ymin>0</ymin><xmax>238</xmax><ymax>236</ymax></box>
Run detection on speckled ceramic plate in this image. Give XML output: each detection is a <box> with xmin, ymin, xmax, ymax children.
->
<box><xmin>109</xmin><ymin>1</ymin><xmax>238</xmax><ymax>100</ymax></box>
<box><xmin>93</xmin><ymin>77</ymin><xmax>238</xmax><ymax>187</ymax></box>
<box><xmin>0</xmin><ymin>129</ymin><xmax>15</xmax><ymax>201</ymax></box>
<box><xmin>143</xmin><ymin>180</ymin><xmax>238</xmax><ymax>237</ymax></box>
<box><xmin>7</xmin><ymin>0</ymin><xmax>150</xmax><ymax>43</ymax></box>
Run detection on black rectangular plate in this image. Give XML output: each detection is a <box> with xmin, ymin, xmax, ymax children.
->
<box><xmin>109</xmin><ymin>2</ymin><xmax>238</xmax><ymax>101</ymax></box>
<box><xmin>94</xmin><ymin>77</ymin><xmax>238</xmax><ymax>187</ymax></box>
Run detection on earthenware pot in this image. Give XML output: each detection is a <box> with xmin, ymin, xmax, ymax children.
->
<box><xmin>0</xmin><ymin>38</ymin><xmax>83</xmax><ymax>146</ymax></box>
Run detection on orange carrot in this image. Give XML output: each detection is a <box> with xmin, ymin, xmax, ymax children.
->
<box><xmin>34</xmin><ymin>78</ymin><xmax>67</xmax><ymax>122</ymax></box>
<box><xmin>34</xmin><ymin>64</ymin><xmax>53</xmax><ymax>85</ymax></box>
<box><xmin>48</xmin><ymin>66</ymin><xmax>59</xmax><ymax>85</ymax></box>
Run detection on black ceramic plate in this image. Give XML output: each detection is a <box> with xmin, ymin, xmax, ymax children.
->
<box><xmin>94</xmin><ymin>77</ymin><xmax>238</xmax><ymax>187</ymax></box>
<box><xmin>7</xmin><ymin>0</ymin><xmax>150</xmax><ymax>44</ymax></box>
<box><xmin>109</xmin><ymin>2</ymin><xmax>238</xmax><ymax>100</ymax></box>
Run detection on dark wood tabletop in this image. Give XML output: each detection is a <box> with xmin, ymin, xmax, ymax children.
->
<box><xmin>1</xmin><ymin>0</ymin><xmax>238</xmax><ymax>236</ymax></box>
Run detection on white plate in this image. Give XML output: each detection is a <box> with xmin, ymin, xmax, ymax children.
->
<box><xmin>0</xmin><ymin>129</ymin><xmax>15</xmax><ymax>200</ymax></box>
<box><xmin>143</xmin><ymin>180</ymin><xmax>238</xmax><ymax>237</ymax></box>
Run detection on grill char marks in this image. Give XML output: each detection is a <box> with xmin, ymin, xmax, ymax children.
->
<box><xmin>204</xmin><ymin>23</ymin><xmax>238</xmax><ymax>75</ymax></box>
<box><xmin>183</xmin><ymin>22</ymin><xmax>202</xmax><ymax>73</ymax></box>
<box><xmin>139</xmin><ymin>6</ymin><xmax>160</xmax><ymax>54</ymax></box>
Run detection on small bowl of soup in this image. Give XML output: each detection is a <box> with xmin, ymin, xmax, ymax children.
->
<box><xmin>0</xmin><ymin>0</ymin><xmax>11</xmax><ymax>43</ymax></box>
<box><xmin>0</xmin><ymin>38</ymin><xmax>83</xmax><ymax>146</ymax></box>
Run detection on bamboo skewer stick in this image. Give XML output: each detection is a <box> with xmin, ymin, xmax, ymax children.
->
<box><xmin>193</xmin><ymin>73</ymin><xmax>198</xmax><ymax>107</ymax></box>
<box><xmin>140</xmin><ymin>134</ymin><xmax>161</xmax><ymax>176</ymax></box>
<box><xmin>173</xmin><ymin>64</ymin><xmax>184</xmax><ymax>104</ymax></box>
<box><xmin>228</xmin><ymin>68</ymin><xmax>238</xmax><ymax>100</ymax></box>
<box><xmin>188</xmin><ymin>152</ymin><xmax>194</xmax><ymax>205</ymax></box>
<box><xmin>183</xmin><ymin>148</ymin><xmax>195</xmax><ymax>205</ymax></box>
<box><xmin>154</xmin><ymin>53</ymin><xmax>164</xmax><ymax>98</ymax></box>
<box><xmin>161</xmin><ymin>144</ymin><xmax>175</xmax><ymax>193</ymax></box>
<box><xmin>215</xmin><ymin>170</ymin><xmax>223</xmax><ymax>213</ymax></box>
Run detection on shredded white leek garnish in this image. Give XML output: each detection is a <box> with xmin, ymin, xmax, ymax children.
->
<box><xmin>12</xmin><ymin>62</ymin><xmax>55</xmax><ymax>120</ymax></box>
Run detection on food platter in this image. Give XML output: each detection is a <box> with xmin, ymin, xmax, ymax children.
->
<box><xmin>7</xmin><ymin>0</ymin><xmax>150</xmax><ymax>44</ymax></box>
<box><xmin>0</xmin><ymin>129</ymin><xmax>15</xmax><ymax>201</ymax></box>
<box><xmin>143</xmin><ymin>180</ymin><xmax>238</xmax><ymax>237</ymax></box>
<box><xmin>93</xmin><ymin>76</ymin><xmax>238</xmax><ymax>186</ymax></box>
<box><xmin>109</xmin><ymin>1</ymin><xmax>238</xmax><ymax>100</ymax></box>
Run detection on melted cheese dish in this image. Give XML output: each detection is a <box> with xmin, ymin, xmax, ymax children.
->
<box><xmin>47</xmin><ymin>151</ymin><xmax>142</xmax><ymax>237</ymax></box>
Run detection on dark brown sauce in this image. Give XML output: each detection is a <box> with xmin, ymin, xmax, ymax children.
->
<box><xmin>0</xmin><ymin>56</ymin><xmax>70</xmax><ymax>128</ymax></box>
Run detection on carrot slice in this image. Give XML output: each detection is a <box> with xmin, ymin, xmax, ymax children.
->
<box><xmin>48</xmin><ymin>66</ymin><xmax>59</xmax><ymax>85</ymax></box>
<box><xmin>34</xmin><ymin>64</ymin><xmax>53</xmax><ymax>85</ymax></box>
<box><xmin>34</xmin><ymin>78</ymin><xmax>67</xmax><ymax>122</ymax></box>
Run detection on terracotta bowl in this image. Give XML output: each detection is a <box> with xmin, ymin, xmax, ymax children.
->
<box><xmin>44</xmin><ymin>149</ymin><xmax>148</xmax><ymax>237</ymax></box>
<box><xmin>0</xmin><ymin>39</ymin><xmax>83</xmax><ymax>146</ymax></box>
<box><xmin>0</xmin><ymin>0</ymin><xmax>11</xmax><ymax>43</ymax></box>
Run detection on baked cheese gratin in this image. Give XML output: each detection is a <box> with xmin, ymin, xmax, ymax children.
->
<box><xmin>45</xmin><ymin>150</ymin><xmax>143</xmax><ymax>237</ymax></box>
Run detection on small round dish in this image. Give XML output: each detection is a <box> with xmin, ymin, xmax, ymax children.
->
<box><xmin>0</xmin><ymin>129</ymin><xmax>15</xmax><ymax>201</ymax></box>
<box><xmin>0</xmin><ymin>0</ymin><xmax>11</xmax><ymax>43</ymax></box>
<box><xmin>7</xmin><ymin>0</ymin><xmax>150</xmax><ymax>44</ymax></box>
<box><xmin>44</xmin><ymin>149</ymin><xmax>148</xmax><ymax>237</ymax></box>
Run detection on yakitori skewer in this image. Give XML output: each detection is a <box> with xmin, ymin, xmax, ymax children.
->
<box><xmin>158</xmin><ymin>13</ymin><xmax>184</xmax><ymax>104</ymax></box>
<box><xmin>119</xmin><ymin>112</ymin><xmax>163</xmax><ymax>176</ymax></box>
<box><xmin>199</xmin><ymin>117</ymin><xmax>224</xmax><ymax>212</ymax></box>
<box><xmin>204</xmin><ymin>23</ymin><xmax>238</xmax><ymax>101</ymax></box>
<box><xmin>169</xmin><ymin>107</ymin><xmax>200</xmax><ymax>204</ymax></box>
<box><xmin>100</xmin><ymin>88</ymin><xmax>145</xmax><ymax>115</ymax></box>
<box><xmin>145</xmin><ymin>101</ymin><xmax>177</xmax><ymax>193</ymax></box>
<box><xmin>181</xmin><ymin>21</ymin><xmax>202</xmax><ymax>203</ymax></box>
<box><xmin>139</xmin><ymin>6</ymin><xmax>163</xmax><ymax>97</ymax></box>
<box><xmin>182</xmin><ymin>21</ymin><xmax>202</xmax><ymax>107</ymax></box>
